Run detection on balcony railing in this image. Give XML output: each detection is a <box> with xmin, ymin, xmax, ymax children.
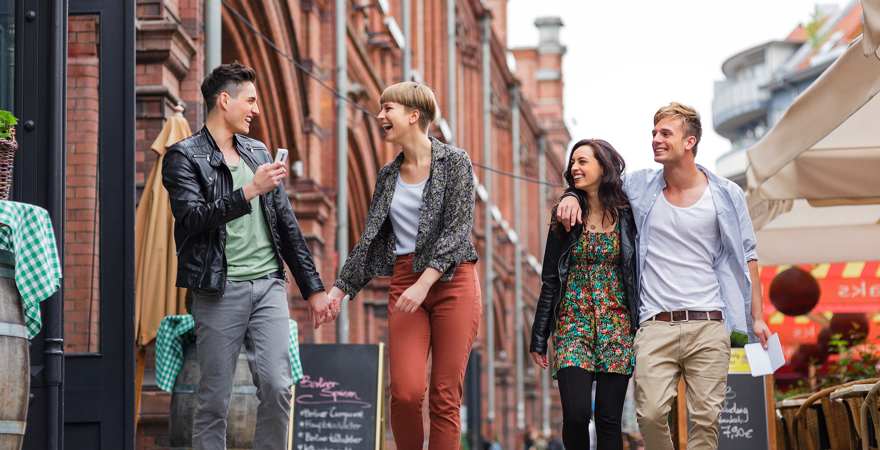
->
<box><xmin>712</xmin><ymin>76</ymin><xmax>771</xmax><ymax>136</ymax></box>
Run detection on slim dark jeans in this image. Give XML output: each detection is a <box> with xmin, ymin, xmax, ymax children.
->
<box><xmin>557</xmin><ymin>367</ymin><xmax>630</xmax><ymax>450</ymax></box>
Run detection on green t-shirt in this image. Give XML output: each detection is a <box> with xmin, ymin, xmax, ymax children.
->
<box><xmin>225</xmin><ymin>161</ymin><xmax>280</xmax><ymax>281</ymax></box>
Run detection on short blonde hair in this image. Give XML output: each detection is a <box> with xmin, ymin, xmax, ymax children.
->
<box><xmin>654</xmin><ymin>102</ymin><xmax>702</xmax><ymax>155</ymax></box>
<box><xmin>380</xmin><ymin>81</ymin><xmax>439</xmax><ymax>131</ymax></box>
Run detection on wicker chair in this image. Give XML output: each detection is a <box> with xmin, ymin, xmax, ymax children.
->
<box><xmin>778</xmin><ymin>393</ymin><xmax>811</xmax><ymax>450</ymax></box>
<box><xmin>862</xmin><ymin>380</ymin><xmax>880</xmax><ymax>450</ymax></box>
<box><xmin>832</xmin><ymin>380</ymin><xmax>878</xmax><ymax>450</ymax></box>
<box><xmin>795</xmin><ymin>378</ymin><xmax>879</xmax><ymax>450</ymax></box>
<box><xmin>775</xmin><ymin>408</ymin><xmax>793</xmax><ymax>450</ymax></box>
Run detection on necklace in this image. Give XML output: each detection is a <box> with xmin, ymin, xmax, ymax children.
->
<box><xmin>587</xmin><ymin>213</ymin><xmax>603</xmax><ymax>231</ymax></box>
<box><xmin>586</xmin><ymin>211</ymin><xmax>615</xmax><ymax>232</ymax></box>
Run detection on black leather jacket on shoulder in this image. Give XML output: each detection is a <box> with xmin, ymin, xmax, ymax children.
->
<box><xmin>161</xmin><ymin>127</ymin><xmax>324</xmax><ymax>298</ymax></box>
<box><xmin>529</xmin><ymin>198</ymin><xmax>640</xmax><ymax>355</ymax></box>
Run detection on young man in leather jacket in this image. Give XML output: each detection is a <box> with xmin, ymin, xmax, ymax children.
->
<box><xmin>161</xmin><ymin>62</ymin><xmax>334</xmax><ymax>450</ymax></box>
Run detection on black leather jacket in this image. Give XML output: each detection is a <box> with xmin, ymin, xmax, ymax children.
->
<box><xmin>161</xmin><ymin>127</ymin><xmax>324</xmax><ymax>298</ymax></box>
<box><xmin>529</xmin><ymin>199</ymin><xmax>640</xmax><ymax>355</ymax></box>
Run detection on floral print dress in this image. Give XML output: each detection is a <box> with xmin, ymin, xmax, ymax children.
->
<box><xmin>552</xmin><ymin>224</ymin><xmax>635</xmax><ymax>378</ymax></box>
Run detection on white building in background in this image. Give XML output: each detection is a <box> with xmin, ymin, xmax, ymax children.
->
<box><xmin>712</xmin><ymin>0</ymin><xmax>863</xmax><ymax>187</ymax></box>
<box><xmin>712</xmin><ymin>40</ymin><xmax>801</xmax><ymax>185</ymax></box>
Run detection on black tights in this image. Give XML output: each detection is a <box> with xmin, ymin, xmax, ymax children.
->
<box><xmin>556</xmin><ymin>367</ymin><xmax>630</xmax><ymax>450</ymax></box>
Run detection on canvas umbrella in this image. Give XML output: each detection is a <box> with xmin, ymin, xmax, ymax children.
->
<box><xmin>134</xmin><ymin>105</ymin><xmax>191</xmax><ymax>422</ymax></box>
<box><xmin>746</xmin><ymin>0</ymin><xmax>880</xmax><ymax>264</ymax></box>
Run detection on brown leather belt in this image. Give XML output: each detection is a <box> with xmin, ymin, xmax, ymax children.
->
<box><xmin>650</xmin><ymin>310</ymin><xmax>723</xmax><ymax>322</ymax></box>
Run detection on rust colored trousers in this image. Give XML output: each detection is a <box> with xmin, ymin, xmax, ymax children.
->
<box><xmin>388</xmin><ymin>254</ymin><xmax>482</xmax><ymax>450</ymax></box>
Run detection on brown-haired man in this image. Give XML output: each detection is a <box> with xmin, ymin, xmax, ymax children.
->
<box><xmin>162</xmin><ymin>62</ymin><xmax>334</xmax><ymax>450</ymax></box>
<box><xmin>556</xmin><ymin>102</ymin><xmax>771</xmax><ymax>450</ymax></box>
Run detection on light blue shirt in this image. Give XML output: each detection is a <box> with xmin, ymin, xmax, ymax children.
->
<box><xmin>623</xmin><ymin>165</ymin><xmax>757</xmax><ymax>335</ymax></box>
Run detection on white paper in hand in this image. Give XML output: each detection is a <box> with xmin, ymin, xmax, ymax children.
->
<box><xmin>744</xmin><ymin>333</ymin><xmax>785</xmax><ymax>377</ymax></box>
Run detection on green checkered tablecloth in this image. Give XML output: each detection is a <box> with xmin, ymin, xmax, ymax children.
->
<box><xmin>154</xmin><ymin>314</ymin><xmax>303</xmax><ymax>392</ymax></box>
<box><xmin>0</xmin><ymin>201</ymin><xmax>63</xmax><ymax>339</ymax></box>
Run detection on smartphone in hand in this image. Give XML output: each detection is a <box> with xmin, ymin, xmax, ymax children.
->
<box><xmin>275</xmin><ymin>148</ymin><xmax>289</xmax><ymax>165</ymax></box>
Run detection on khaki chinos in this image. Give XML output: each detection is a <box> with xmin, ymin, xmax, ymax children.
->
<box><xmin>633</xmin><ymin>318</ymin><xmax>731</xmax><ymax>450</ymax></box>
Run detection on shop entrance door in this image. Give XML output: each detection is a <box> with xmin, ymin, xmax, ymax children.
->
<box><xmin>13</xmin><ymin>1</ymin><xmax>135</xmax><ymax>449</ymax></box>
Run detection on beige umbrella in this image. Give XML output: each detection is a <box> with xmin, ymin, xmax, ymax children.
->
<box><xmin>752</xmin><ymin>201</ymin><xmax>880</xmax><ymax>265</ymax></box>
<box><xmin>134</xmin><ymin>105</ymin><xmax>191</xmax><ymax>422</ymax></box>
<box><xmin>746</xmin><ymin>0</ymin><xmax>880</xmax><ymax>264</ymax></box>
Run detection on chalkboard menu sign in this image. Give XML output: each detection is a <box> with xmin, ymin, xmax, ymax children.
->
<box><xmin>718</xmin><ymin>349</ymin><xmax>772</xmax><ymax>450</ymax></box>
<box><xmin>292</xmin><ymin>344</ymin><xmax>385</xmax><ymax>450</ymax></box>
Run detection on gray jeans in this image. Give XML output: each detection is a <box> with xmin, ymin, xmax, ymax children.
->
<box><xmin>190</xmin><ymin>277</ymin><xmax>292</xmax><ymax>450</ymax></box>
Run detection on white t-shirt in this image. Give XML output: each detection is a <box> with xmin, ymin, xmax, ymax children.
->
<box><xmin>390</xmin><ymin>176</ymin><xmax>426</xmax><ymax>255</ymax></box>
<box><xmin>639</xmin><ymin>185</ymin><xmax>724</xmax><ymax>323</ymax></box>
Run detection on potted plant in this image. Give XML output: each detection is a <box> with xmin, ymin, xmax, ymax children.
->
<box><xmin>0</xmin><ymin>109</ymin><xmax>18</xmax><ymax>200</ymax></box>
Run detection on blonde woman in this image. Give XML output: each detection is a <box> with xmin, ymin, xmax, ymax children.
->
<box><xmin>328</xmin><ymin>81</ymin><xmax>481</xmax><ymax>450</ymax></box>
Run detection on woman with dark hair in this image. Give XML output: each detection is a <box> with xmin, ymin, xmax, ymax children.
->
<box><xmin>529</xmin><ymin>139</ymin><xmax>639</xmax><ymax>450</ymax></box>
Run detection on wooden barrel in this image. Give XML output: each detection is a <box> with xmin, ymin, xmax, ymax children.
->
<box><xmin>0</xmin><ymin>250</ymin><xmax>29</xmax><ymax>450</ymax></box>
<box><xmin>169</xmin><ymin>339</ymin><xmax>259</xmax><ymax>450</ymax></box>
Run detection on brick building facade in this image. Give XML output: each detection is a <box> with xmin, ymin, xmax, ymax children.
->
<box><xmin>65</xmin><ymin>15</ymin><xmax>103</xmax><ymax>354</ymax></box>
<box><xmin>126</xmin><ymin>1</ymin><xmax>572</xmax><ymax>448</ymax></box>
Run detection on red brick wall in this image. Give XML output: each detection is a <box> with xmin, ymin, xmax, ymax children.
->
<box><xmin>133</xmin><ymin>1</ymin><xmax>570</xmax><ymax>449</ymax></box>
<box><xmin>64</xmin><ymin>15</ymin><xmax>102</xmax><ymax>353</ymax></box>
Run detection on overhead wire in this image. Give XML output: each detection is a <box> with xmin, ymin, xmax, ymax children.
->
<box><xmin>222</xmin><ymin>1</ymin><xmax>564</xmax><ymax>189</ymax></box>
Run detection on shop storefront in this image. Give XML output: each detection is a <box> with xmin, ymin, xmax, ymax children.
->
<box><xmin>4</xmin><ymin>1</ymin><xmax>135</xmax><ymax>449</ymax></box>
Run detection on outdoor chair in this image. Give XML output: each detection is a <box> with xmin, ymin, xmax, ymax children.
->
<box><xmin>794</xmin><ymin>378</ymin><xmax>879</xmax><ymax>450</ymax></box>
<box><xmin>775</xmin><ymin>408</ymin><xmax>792</xmax><ymax>450</ymax></box>
<box><xmin>861</xmin><ymin>380</ymin><xmax>880</xmax><ymax>450</ymax></box>
<box><xmin>778</xmin><ymin>393</ymin><xmax>811</xmax><ymax>450</ymax></box>
<box><xmin>830</xmin><ymin>379</ymin><xmax>877</xmax><ymax>449</ymax></box>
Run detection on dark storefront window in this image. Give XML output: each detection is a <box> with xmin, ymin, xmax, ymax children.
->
<box><xmin>0</xmin><ymin>2</ymin><xmax>13</xmax><ymax>110</ymax></box>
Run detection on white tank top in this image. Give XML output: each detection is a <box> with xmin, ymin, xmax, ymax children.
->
<box><xmin>390</xmin><ymin>176</ymin><xmax>426</xmax><ymax>255</ymax></box>
<box><xmin>639</xmin><ymin>185</ymin><xmax>724</xmax><ymax>323</ymax></box>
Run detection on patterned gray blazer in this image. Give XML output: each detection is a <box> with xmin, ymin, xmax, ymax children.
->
<box><xmin>334</xmin><ymin>137</ymin><xmax>479</xmax><ymax>299</ymax></box>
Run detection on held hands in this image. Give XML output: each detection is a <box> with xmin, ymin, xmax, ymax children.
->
<box><xmin>530</xmin><ymin>352</ymin><xmax>548</xmax><ymax>369</ymax></box>
<box><xmin>327</xmin><ymin>286</ymin><xmax>346</xmax><ymax>317</ymax></box>
<box><xmin>394</xmin><ymin>280</ymin><xmax>431</xmax><ymax>313</ymax></box>
<box><xmin>555</xmin><ymin>195</ymin><xmax>582</xmax><ymax>232</ymax></box>
<box><xmin>244</xmin><ymin>162</ymin><xmax>286</xmax><ymax>200</ymax></box>
<box><xmin>307</xmin><ymin>291</ymin><xmax>335</xmax><ymax>329</ymax></box>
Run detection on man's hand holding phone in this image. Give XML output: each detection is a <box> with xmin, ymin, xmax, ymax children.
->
<box><xmin>243</xmin><ymin>148</ymin><xmax>288</xmax><ymax>200</ymax></box>
<box><xmin>274</xmin><ymin>148</ymin><xmax>288</xmax><ymax>165</ymax></box>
